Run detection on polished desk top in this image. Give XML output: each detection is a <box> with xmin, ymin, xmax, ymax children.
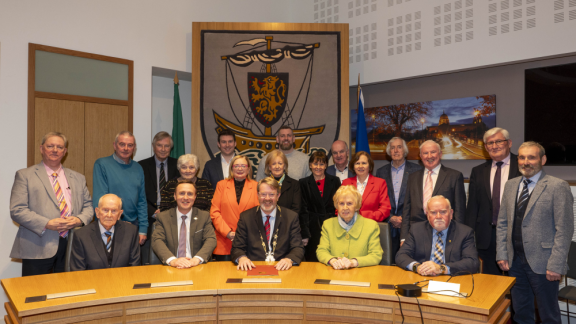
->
<box><xmin>1</xmin><ymin>262</ymin><xmax>515</xmax><ymax>317</ymax></box>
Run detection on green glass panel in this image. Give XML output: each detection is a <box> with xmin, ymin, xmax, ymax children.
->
<box><xmin>35</xmin><ymin>50</ymin><xmax>128</xmax><ymax>100</ymax></box>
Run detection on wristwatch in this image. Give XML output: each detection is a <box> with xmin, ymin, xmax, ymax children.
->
<box><xmin>440</xmin><ymin>264</ymin><xmax>447</xmax><ymax>274</ymax></box>
<box><xmin>412</xmin><ymin>263</ymin><xmax>421</xmax><ymax>273</ymax></box>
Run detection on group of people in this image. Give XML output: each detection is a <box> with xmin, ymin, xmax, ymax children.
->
<box><xmin>10</xmin><ymin>125</ymin><xmax>574</xmax><ymax>324</ymax></box>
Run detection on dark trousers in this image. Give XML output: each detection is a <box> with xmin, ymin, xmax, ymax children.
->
<box><xmin>140</xmin><ymin>221</ymin><xmax>154</xmax><ymax>265</ymax></box>
<box><xmin>390</xmin><ymin>230</ymin><xmax>400</xmax><ymax>265</ymax></box>
<box><xmin>509</xmin><ymin>253</ymin><xmax>560</xmax><ymax>324</ymax></box>
<box><xmin>22</xmin><ymin>237</ymin><xmax>67</xmax><ymax>276</ymax></box>
<box><xmin>477</xmin><ymin>227</ymin><xmax>503</xmax><ymax>275</ymax></box>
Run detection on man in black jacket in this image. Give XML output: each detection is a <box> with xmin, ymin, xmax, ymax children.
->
<box><xmin>202</xmin><ymin>129</ymin><xmax>236</xmax><ymax>189</ymax></box>
<box><xmin>138</xmin><ymin>131</ymin><xmax>179</xmax><ymax>264</ymax></box>
<box><xmin>465</xmin><ymin>127</ymin><xmax>520</xmax><ymax>275</ymax></box>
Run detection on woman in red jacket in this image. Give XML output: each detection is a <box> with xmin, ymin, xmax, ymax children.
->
<box><xmin>341</xmin><ymin>151</ymin><xmax>391</xmax><ymax>222</ymax></box>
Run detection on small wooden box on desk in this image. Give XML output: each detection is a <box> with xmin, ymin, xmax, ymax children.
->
<box><xmin>2</xmin><ymin>262</ymin><xmax>514</xmax><ymax>324</ymax></box>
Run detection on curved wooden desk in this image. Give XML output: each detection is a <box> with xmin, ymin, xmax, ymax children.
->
<box><xmin>2</xmin><ymin>262</ymin><xmax>514</xmax><ymax>324</ymax></box>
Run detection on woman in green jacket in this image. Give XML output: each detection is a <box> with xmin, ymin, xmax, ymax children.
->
<box><xmin>317</xmin><ymin>185</ymin><xmax>383</xmax><ymax>269</ymax></box>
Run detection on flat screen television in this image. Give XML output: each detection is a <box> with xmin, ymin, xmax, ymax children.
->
<box><xmin>525</xmin><ymin>63</ymin><xmax>576</xmax><ymax>165</ymax></box>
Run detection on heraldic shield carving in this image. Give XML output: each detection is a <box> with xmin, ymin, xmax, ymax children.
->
<box><xmin>248</xmin><ymin>72</ymin><xmax>288</xmax><ymax>127</ymax></box>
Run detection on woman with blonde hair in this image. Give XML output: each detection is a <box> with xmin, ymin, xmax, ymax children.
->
<box><xmin>210</xmin><ymin>155</ymin><xmax>259</xmax><ymax>261</ymax></box>
<box><xmin>317</xmin><ymin>185</ymin><xmax>383</xmax><ymax>269</ymax></box>
<box><xmin>263</xmin><ymin>150</ymin><xmax>301</xmax><ymax>214</ymax></box>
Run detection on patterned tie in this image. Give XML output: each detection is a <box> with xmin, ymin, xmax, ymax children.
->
<box><xmin>159</xmin><ymin>162</ymin><xmax>166</xmax><ymax>191</ymax></box>
<box><xmin>104</xmin><ymin>231</ymin><xmax>112</xmax><ymax>252</ymax></box>
<box><xmin>51</xmin><ymin>173</ymin><xmax>70</xmax><ymax>238</ymax></box>
<box><xmin>492</xmin><ymin>161</ymin><xmax>504</xmax><ymax>225</ymax></box>
<box><xmin>177</xmin><ymin>216</ymin><xmax>187</xmax><ymax>258</ymax></box>
<box><xmin>264</xmin><ymin>216</ymin><xmax>271</xmax><ymax>243</ymax></box>
<box><xmin>433</xmin><ymin>232</ymin><xmax>445</xmax><ymax>265</ymax></box>
<box><xmin>516</xmin><ymin>179</ymin><xmax>532</xmax><ymax>217</ymax></box>
<box><xmin>423</xmin><ymin>170</ymin><xmax>433</xmax><ymax>213</ymax></box>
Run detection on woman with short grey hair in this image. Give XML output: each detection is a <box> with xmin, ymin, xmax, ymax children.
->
<box><xmin>159</xmin><ymin>154</ymin><xmax>214</xmax><ymax>211</ymax></box>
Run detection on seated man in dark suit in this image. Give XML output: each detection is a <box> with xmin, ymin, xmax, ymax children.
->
<box><xmin>396</xmin><ymin>195</ymin><xmax>479</xmax><ymax>276</ymax></box>
<box><xmin>152</xmin><ymin>180</ymin><xmax>217</xmax><ymax>268</ymax></box>
<box><xmin>71</xmin><ymin>194</ymin><xmax>140</xmax><ymax>270</ymax></box>
<box><xmin>231</xmin><ymin>178</ymin><xmax>304</xmax><ymax>271</ymax></box>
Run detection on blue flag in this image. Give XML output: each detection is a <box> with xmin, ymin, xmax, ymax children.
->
<box><xmin>355</xmin><ymin>87</ymin><xmax>370</xmax><ymax>154</ymax></box>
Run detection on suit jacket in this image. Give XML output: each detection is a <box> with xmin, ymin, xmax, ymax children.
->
<box><xmin>465</xmin><ymin>154</ymin><xmax>521</xmax><ymax>249</ymax></box>
<box><xmin>326</xmin><ymin>165</ymin><xmax>354</xmax><ymax>181</ymax></box>
<box><xmin>396</xmin><ymin>221</ymin><xmax>479</xmax><ymax>275</ymax></box>
<box><xmin>400</xmin><ymin>165</ymin><xmax>465</xmax><ymax>240</ymax></box>
<box><xmin>230</xmin><ymin>206</ymin><xmax>305</xmax><ymax>264</ymax></box>
<box><xmin>210</xmin><ymin>178</ymin><xmax>259</xmax><ymax>255</ymax></box>
<box><xmin>138</xmin><ymin>156</ymin><xmax>179</xmax><ymax>220</ymax></box>
<box><xmin>202</xmin><ymin>155</ymin><xmax>225</xmax><ymax>191</ymax></box>
<box><xmin>151</xmin><ymin>207</ymin><xmax>217</xmax><ymax>264</ymax></box>
<box><xmin>10</xmin><ymin>163</ymin><xmax>94</xmax><ymax>259</ymax></box>
<box><xmin>342</xmin><ymin>174</ymin><xmax>391</xmax><ymax>222</ymax></box>
<box><xmin>496</xmin><ymin>170</ymin><xmax>574</xmax><ymax>275</ymax></box>
<box><xmin>70</xmin><ymin>220</ymin><xmax>140</xmax><ymax>271</ymax></box>
<box><xmin>299</xmin><ymin>174</ymin><xmax>341</xmax><ymax>239</ymax></box>
<box><xmin>277</xmin><ymin>175</ymin><xmax>301</xmax><ymax>214</ymax></box>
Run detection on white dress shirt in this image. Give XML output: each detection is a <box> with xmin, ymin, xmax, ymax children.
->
<box><xmin>221</xmin><ymin>153</ymin><xmax>234</xmax><ymax>179</ymax></box>
<box><xmin>490</xmin><ymin>154</ymin><xmax>511</xmax><ymax>203</ymax></box>
<box><xmin>356</xmin><ymin>176</ymin><xmax>369</xmax><ymax>195</ymax></box>
<box><xmin>335</xmin><ymin>165</ymin><xmax>350</xmax><ymax>183</ymax></box>
<box><xmin>422</xmin><ymin>163</ymin><xmax>442</xmax><ymax>192</ymax></box>
<box><xmin>261</xmin><ymin>207</ymin><xmax>277</xmax><ymax>250</ymax></box>
<box><xmin>165</xmin><ymin>209</ymin><xmax>204</xmax><ymax>265</ymax></box>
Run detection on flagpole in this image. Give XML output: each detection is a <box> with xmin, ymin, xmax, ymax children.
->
<box><xmin>174</xmin><ymin>72</ymin><xmax>179</xmax><ymax>85</ymax></box>
<box><xmin>357</xmin><ymin>73</ymin><xmax>360</xmax><ymax>108</ymax></box>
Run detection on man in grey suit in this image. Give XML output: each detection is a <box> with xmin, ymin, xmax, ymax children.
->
<box><xmin>10</xmin><ymin>132</ymin><xmax>94</xmax><ymax>276</ymax></box>
<box><xmin>326</xmin><ymin>140</ymin><xmax>354</xmax><ymax>183</ymax></box>
<box><xmin>70</xmin><ymin>194</ymin><xmax>140</xmax><ymax>270</ymax></box>
<box><xmin>400</xmin><ymin>140</ymin><xmax>465</xmax><ymax>244</ymax></box>
<box><xmin>152</xmin><ymin>180</ymin><xmax>217</xmax><ymax>268</ymax></box>
<box><xmin>496</xmin><ymin>141</ymin><xmax>574</xmax><ymax>324</ymax></box>
<box><xmin>375</xmin><ymin>137</ymin><xmax>423</xmax><ymax>262</ymax></box>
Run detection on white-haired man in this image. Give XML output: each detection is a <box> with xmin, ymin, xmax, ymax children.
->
<box><xmin>375</xmin><ymin>137</ymin><xmax>423</xmax><ymax>262</ymax></box>
<box><xmin>465</xmin><ymin>127</ymin><xmax>521</xmax><ymax>275</ymax></box>
<box><xmin>400</xmin><ymin>140</ymin><xmax>465</xmax><ymax>244</ymax></box>
<box><xmin>326</xmin><ymin>140</ymin><xmax>354</xmax><ymax>182</ymax></box>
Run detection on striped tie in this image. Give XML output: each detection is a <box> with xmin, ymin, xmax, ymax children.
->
<box><xmin>516</xmin><ymin>179</ymin><xmax>532</xmax><ymax>216</ymax></box>
<box><xmin>104</xmin><ymin>231</ymin><xmax>112</xmax><ymax>252</ymax></box>
<box><xmin>433</xmin><ymin>232</ymin><xmax>444</xmax><ymax>265</ymax></box>
<box><xmin>423</xmin><ymin>170</ymin><xmax>433</xmax><ymax>213</ymax></box>
<box><xmin>264</xmin><ymin>216</ymin><xmax>271</xmax><ymax>243</ymax></box>
<box><xmin>159</xmin><ymin>162</ymin><xmax>166</xmax><ymax>191</ymax></box>
<box><xmin>51</xmin><ymin>173</ymin><xmax>70</xmax><ymax>238</ymax></box>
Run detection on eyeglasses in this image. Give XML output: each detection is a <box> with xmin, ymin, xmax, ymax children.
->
<box><xmin>258</xmin><ymin>193</ymin><xmax>277</xmax><ymax>198</ymax></box>
<box><xmin>117</xmin><ymin>143</ymin><xmax>135</xmax><ymax>149</ymax></box>
<box><xmin>485</xmin><ymin>140</ymin><xmax>508</xmax><ymax>147</ymax></box>
<box><xmin>233</xmin><ymin>164</ymin><xmax>248</xmax><ymax>169</ymax></box>
<box><xmin>45</xmin><ymin>145</ymin><xmax>65</xmax><ymax>151</ymax></box>
<box><xmin>428</xmin><ymin>209</ymin><xmax>449</xmax><ymax>216</ymax></box>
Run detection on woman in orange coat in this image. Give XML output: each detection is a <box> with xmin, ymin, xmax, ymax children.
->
<box><xmin>210</xmin><ymin>155</ymin><xmax>259</xmax><ymax>261</ymax></box>
<box><xmin>341</xmin><ymin>151</ymin><xmax>391</xmax><ymax>222</ymax></box>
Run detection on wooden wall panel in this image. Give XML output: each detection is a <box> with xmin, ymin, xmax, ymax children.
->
<box><xmin>84</xmin><ymin>103</ymin><xmax>128</xmax><ymax>194</ymax></box>
<box><xmin>34</xmin><ymin>98</ymin><xmax>85</xmax><ymax>174</ymax></box>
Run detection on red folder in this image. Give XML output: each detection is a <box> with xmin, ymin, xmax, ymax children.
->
<box><xmin>247</xmin><ymin>265</ymin><xmax>279</xmax><ymax>276</ymax></box>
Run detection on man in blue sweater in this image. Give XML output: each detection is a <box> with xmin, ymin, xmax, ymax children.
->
<box><xmin>93</xmin><ymin>131</ymin><xmax>148</xmax><ymax>246</ymax></box>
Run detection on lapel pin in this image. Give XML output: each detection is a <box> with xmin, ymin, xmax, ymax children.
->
<box><xmin>449</xmin><ymin>240</ymin><xmax>451</xmax><ymax>243</ymax></box>
<box><xmin>194</xmin><ymin>217</ymin><xmax>198</xmax><ymax>220</ymax></box>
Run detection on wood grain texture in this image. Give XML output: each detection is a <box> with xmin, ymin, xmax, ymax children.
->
<box><xmin>34</xmin><ymin>98</ymin><xmax>85</xmax><ymax>174</ymax></box>
<box><xmin>3</xmin><ymin>303</ymin><xmax>18</xmax><ymax>324</ymax></box>
<box><xmin>28</xmin><ymin>44</ymin><xmax>37</xmax><ymax>167</ymax></box>
<box><xmin>2</xmin><ymin>263</ymin><xmax>513</xmax><ymax>323</ymax></box>
<box><xmin>191</xmin><ymin>22</ymin><xmax>349</xmax><ymax>168</ymax></box>
<box><xmin>35</xmin><ymin>92</ymin><xmax>128</xmax><ymax>106</ymax></box>
<box><xmin>84</xmin><ymin>103</ymin><xmax>129</xmax><ymax>194</ymax></box>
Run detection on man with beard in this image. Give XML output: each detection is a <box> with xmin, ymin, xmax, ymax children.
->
<box><xmin>496</xmin><ymin>141</ymin><xmax>573</xmax><ymax>324</ymax></box>
<box><xmin>400</xmin><ymin>140</ymin><xmax>465</xmax><ymax>244</ymax></box>
<box><xmin>395</xmin><ymin>195</ymin><xmax>479</xmax><ymax>276</ymax></box>
<box><xmin>256</xmin><ymin>126</ymin><xmax>311</xmax><ymax>181</ymax></box>
<box><xmin>326</xmin><ymin>140</ymin><xmax>354</xmax><ymax>183</ymax></box>
<box><xmin>465</xmin><ymin>127</ymin><xmax>521</xmax><ymax>275</ymax></box>
<box><xmin>231</xmin><ymin>177</ymin><xmax>304</xmax><ymax>271</ymax></box>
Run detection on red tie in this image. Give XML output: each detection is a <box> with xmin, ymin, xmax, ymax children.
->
<box><xmin>264</xmin><ymin>216</ymin><xmax>271</xmax><ymax>243</ymax></box>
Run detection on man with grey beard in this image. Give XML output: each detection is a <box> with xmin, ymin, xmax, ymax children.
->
<box><xmin>256</xmin><ymin>126</ymin><xmax>311</xmax><ymax>181</ymax></box>
<box><xmin>496</xmin><ymin>141</ymin><xmax>573</xmax><ymax>324</ymax></box>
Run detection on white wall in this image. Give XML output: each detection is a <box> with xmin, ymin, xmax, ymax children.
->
<box><xmin>151</xmin><ymin>76</ymin><xmax>192</xmax><ymax>154</ymax></box>
<box><xmin>0</xmin><ymin>0</ymin><xmax>313</xmax><ymax>316</ymax></box>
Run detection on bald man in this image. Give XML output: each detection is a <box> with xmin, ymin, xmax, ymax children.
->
<box><xmin>70</xmin><ymin>194</ymin><xmax>141</xmax><ymax>270</ymax></box>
